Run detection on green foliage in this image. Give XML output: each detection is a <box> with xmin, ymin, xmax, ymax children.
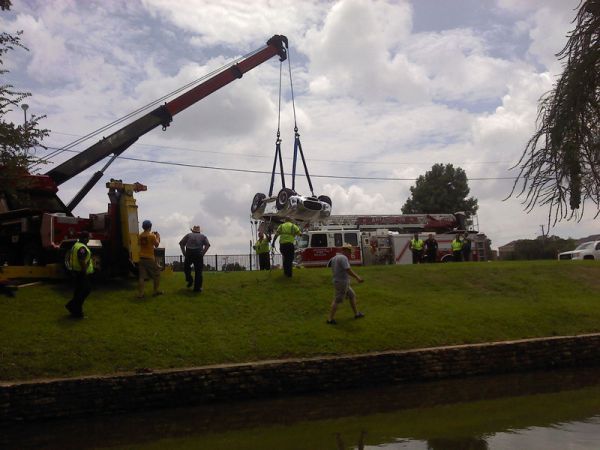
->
<box><xmin>511</xmin><ymin>0</ymin><xmax>600</xmax><ymax>223</ymax></box>
<box><xmin>504</xmin><ymin>236</ymin><xmax>577</xmax><ymax>260</ymax></box>
<box><xmin>0</xmin><ymin>27</ymin><xmax>49</xmax><ymax>192</ymax></box>
<box><xmin>1</xmin><ymin>261</ymin><xmax>599</xmax><ymax>381</ymax></box>
<box><xmin>402</xmin><ymin>163</ymin><xmax>478</xmax><ymax>215</ymax></box>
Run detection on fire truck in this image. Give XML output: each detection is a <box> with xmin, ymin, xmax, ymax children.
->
<box><xmin>0</xmin><ymin>35</ymin><xmax>288</xmax><ymax>277</ymax></box>
<box><xmin>296</xmin><ymin>212</ymin><xmax>491</xmax><ymax>267</ymax></box>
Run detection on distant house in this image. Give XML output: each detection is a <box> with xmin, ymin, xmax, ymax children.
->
<box><xmin>576</xmin><ymin>234</ymin><xmax>600</xmax><ymax>245</ymax></box>
<box><xmin>498</xmin><ymin>241</ymin><xmax>517</xmax><ymax>259</ymax></box>
<box><xmin>497</xmin><ymin>234</ymin><xmax>590</xmax><ymax>260</ymax></box>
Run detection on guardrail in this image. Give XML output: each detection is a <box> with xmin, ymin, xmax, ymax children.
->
<box><xmin>165</xmin><ymin>254</ymin><xmax>283</xmax><ymax>272</ymax></box>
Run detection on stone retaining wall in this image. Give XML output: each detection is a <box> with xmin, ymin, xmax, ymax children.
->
<box><xmin>1</xmin><ymin>333</ymin><xmax>599</xmax><ymax>423</ymax></box>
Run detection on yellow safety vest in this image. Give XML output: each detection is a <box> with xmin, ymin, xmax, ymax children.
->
<box><xmin>277</xmin><ymin>222</ymin><xmax>300</xmax><ymax>244</ymax></box>
<box><xmin>411</xmin><ymin>239</ymin><xmax>424</xmax><ymax>251</ymax></box>
<box><xmin>451</xmin><ymin>239</ymin><xmax>463</xmax><ymax>251</ymax></box>
<box><xmin>254</xmin><ymin>238</ymin><xmax>270</xmax><ymax>254</ymax></box>
<box><xmin>70</xmin><ymin>242</ymin><xmax>94</xmax><ymax>274</ymax></box>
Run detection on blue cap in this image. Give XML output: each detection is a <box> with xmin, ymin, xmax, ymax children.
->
<box><xmin>142</xmin><ymin>220</ymin><xmax>152</xmax><ymax>230</ymax></box>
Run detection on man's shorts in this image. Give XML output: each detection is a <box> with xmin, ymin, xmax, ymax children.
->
<box><xmin>333</xmin><ymin>280</ymin><xmax>356</xmax><ymax>304</ymax></box>
<box><xmin>139</xmin><ymin>258</ymin><xmax>160</xmax><ymax>281</ymax></box>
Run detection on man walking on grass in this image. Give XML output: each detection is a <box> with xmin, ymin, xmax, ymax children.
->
<box><xmin>179</xmin><ymin>225</ymin><xmax>210</xmax><ymax>292</ymax></box>
<box><xmin>327</xmin><ymin>243</ymin><xmax>364</xmax><ymax>325</ymax></box>
<box><xmin>65</xmin><ymin>231</ymin><xmax>93</xmax><ymax>318</ymax></box>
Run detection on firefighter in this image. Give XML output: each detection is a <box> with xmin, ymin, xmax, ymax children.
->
<box><xmin>65</xmin><ymin>231</ymin><xmax>94</xmax><ymax>318</ymax></box>
<box><xmin>462</xmin><ymin>231</ymin><xmax>472</xmax><ymax>261</ymax></box>
<box><xmin>272</xmin><ymin>219</ymin><xmax>301</xmax><ymax>277</ymax></box>
<box><xmin>451</xmin><ymin>233</ymin><xmax>463</xmax><ymax>262</ymax></box>
<box><xmin>410</xmin><ymin>232</ymin><xmax>424</xmax><ymax>264</ymax></box>
<box><xmin>424</xmin><ymin>233</ymin><xmax>438</xmax><ymax>263</ymax></box>
<box><xmin>253</xmin><ymin>231</ymin><xmax>271</xmax><ymax>270</ymax></box>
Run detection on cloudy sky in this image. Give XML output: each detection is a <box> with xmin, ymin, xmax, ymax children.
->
<box><xmin>3</xmin><ymin>0</ymin><xmax>596</xmax><ymax>255</ymax></box>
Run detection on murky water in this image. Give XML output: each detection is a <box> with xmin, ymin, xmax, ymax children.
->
<box><xmin>2</xmin><ymin>367</ymin><xmax>600</xmax><ymax>449</ymax></box>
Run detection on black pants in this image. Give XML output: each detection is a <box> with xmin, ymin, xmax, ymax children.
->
<box><xmin>411</xmin><ymin>250</ymin><xmax>423</xmax><ymax>264</ymax></box>
<box><xmin>425</xmin><ymin>252</ymin><xmax>437</xmax><ymax>263</ymax></box>
<box><xmin>67</xmin><ymin>272</ymin><xmax>91</xmax><ymax>315</ymax></box>
<box><xmin>184</xmin><ymin>250</ymin><xmax>204</xmax><ymax>291</ymax></box>
<box><xmin>258</xmin><ymin>252</ymin><xmax>270</xmax><ymax>270</ymax></box>
<box><xmin>453</xmin><ymin>251</ymin><xmax>463</xmax><ymax>262</ymax></box>
<box><xmin>280</xmin><ymin>243</ymin><xmax>295</xmax><ymax>277</ymax></box>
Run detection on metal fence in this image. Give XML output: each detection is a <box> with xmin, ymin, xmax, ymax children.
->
<box><xmin>165</xmin><ymin>254</ymin><xmax>283</xmax><ymax>272</ymax></box>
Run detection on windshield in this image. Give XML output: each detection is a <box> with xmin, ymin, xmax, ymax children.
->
<box><xmin>575</xmin><ymin>242</ymin><xmax>594</xmax><ymax>250</ymax></box>
<box><xmin>297</xmin><ymin>234</ymin><xmax>309</xmax><ymax>249</ymax></box>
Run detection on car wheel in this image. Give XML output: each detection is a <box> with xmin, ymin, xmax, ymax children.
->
<box><xmin>440</xmin><ymin>254</ymin><xmax>453</xmax><ymax>263</ymax></box>
<box><xmin>318</xmin><ymin>195</ymin><xmax>332</xmax><ymax>206</ymax></box>
<box><xmin>251</xmin><ymin>193</ymin><xmax>266</xmax><ymax>213</ymax></box>
<box><xmin>276</xmin><ymin>188</ymin><xmax>295</xmax><ymax>210</ymax></box>
<box><xmin>584</xmin><ymin>255</ymin><xmax>594</xmax><ymax>260</ymax></box>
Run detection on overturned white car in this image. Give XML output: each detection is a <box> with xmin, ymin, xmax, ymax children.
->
<box><xmin>251</xmin><ymin>188</ymin><xmax>332</xmax><ymax>224</ymax></box>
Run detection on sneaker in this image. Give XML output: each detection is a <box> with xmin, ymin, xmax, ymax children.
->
<box><xmin>136</xmin><ymin>294</ymin><xmax>145</xmax><ymax>299</ymax></box>
<box><xmin>152</xmin><ymin>291</ymin><xmax>164</xmax><ymax>297</ymax></box>
<box><xmin>326</xmin><ymin>319</ymin><xmax>337</xmax><ymax>325</ymax></box>
<box><xmin>354</xmin><ymin>312</ymin><xmax>365</xmax><ymax>319</ymax></box>
<box><xmin>193</xmin><ymin>288</ymin><xmax>203</xmax><ymax>293</ymax></box>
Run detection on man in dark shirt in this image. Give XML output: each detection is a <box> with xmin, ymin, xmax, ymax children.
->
<box><xmin>179</xmin><ymin>225</ymin><xmax>210</xmax><ymax>292</ymax></box>
<box><xmin>462</xmin><ymin>232</ymin><xmax>472</xmax><ymax>261</ymax></box>
<box><xmin>424</xmin><ymin>233</ymin><xmax>439</xmax><ymax>263</ymax></box>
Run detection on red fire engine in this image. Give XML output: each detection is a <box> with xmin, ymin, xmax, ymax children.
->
<box><xmin>296</xmin><ymin>212</ymin><xmax>491</xmax><ymax>267</ymax></box>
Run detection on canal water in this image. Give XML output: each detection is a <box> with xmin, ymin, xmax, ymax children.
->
<box><xmin>2</xmin><ymin>367</ymin><xmax>600</xmax><ymax>449</ymax></box>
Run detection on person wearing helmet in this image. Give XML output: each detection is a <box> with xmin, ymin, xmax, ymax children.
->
<box><xmin>138</xmin><ymin>220</ymin><xmax>163</xmax><ymax>298</ymax></box>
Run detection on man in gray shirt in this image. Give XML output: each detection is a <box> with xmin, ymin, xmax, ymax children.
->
<box><xmin>179</xmin><ymin>225</ymin><xmax>210</xmax><ymax>292</ymax></box>
<box><xmin>327</xmin><ymin>243</ymin><xmax>364</xmax><ymax>324</ymax></box>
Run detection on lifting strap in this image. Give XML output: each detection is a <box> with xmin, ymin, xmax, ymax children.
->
<box><xmin>268</xmin><ymin>46</ymin><xmax>315</xmax><ymax>197</ymax></box>
<box><xmin>268</xmin><ymin>63</ymin><xmax>286</xmax><ymax>197</ymax></box>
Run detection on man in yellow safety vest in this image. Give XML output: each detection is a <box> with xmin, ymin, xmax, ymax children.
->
<box><xmin>451</xmin><ymin>233</ymin><xmax>463</xmax><ymax>262</ymax></box>
<box><xmin>65</xmin><ymin>231</ymin><xmax>94</xmax><ymax>318</ymax></box>
<box><xmin>410</xmin><ymin>232</ymin><xmax>424</xmax><ymax>264</ymax></box>
<box><xmin>253</xmin><ymin>231</ymin><xmax>271</xmax><ymax>270</ymax></box>
<box><xmin>272</xmin><ymin>219</ymin><xmax>301</xmax><ymax>277</ymax></box>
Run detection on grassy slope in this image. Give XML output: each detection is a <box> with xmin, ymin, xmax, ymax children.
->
<box><xmin>1</xmin><ymin>261</ymin><xmax>599</xmax><ymax>381</ymax></box>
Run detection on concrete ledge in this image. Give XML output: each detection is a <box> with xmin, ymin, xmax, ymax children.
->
<box><xmin>2</xmin><ymin>333</ymin><xmax>600</xmax><ymax>423</ymax></box>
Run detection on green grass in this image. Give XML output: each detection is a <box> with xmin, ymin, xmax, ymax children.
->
<box><xmin>1</xmin><ymin>260</ymin><xmax>599</xmax><ymax>382</ymax></box>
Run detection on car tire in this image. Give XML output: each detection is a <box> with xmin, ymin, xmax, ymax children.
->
<box><xmin>276</xmin><ymin>188</ymin><xmax>295</xmax><ymax>210</ymax></box>
<box><xmin>440</xmin><ymin>254</ymin><xmax>453</xmax><ymax>263</ymax></box>
<box><xmin>318</xmin><ymin>195</ymin><xmax>332</xmax><ymax>206</ymax></box>
<box><xmin>251</xmin><ymin>193</ymin><xmax>266</xmax><ymax>213</ymax></box>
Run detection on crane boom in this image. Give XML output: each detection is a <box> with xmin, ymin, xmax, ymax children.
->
<box><xmin>46</xmin><ymin>35</ymin><xmax>288</xmax><ymax>187</ymax></box>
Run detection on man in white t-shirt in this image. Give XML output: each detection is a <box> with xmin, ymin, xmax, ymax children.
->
<box><xmin>327</xmin><ymin>243</ymin><xmax>364</xmax><ymax>325</ymax></box>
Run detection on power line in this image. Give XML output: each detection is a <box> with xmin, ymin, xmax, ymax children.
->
<box><xmin>40</xmin><ymin>146</ymin><xmax>518</xmax><ymax>181</ymax></box>
<box><xmin>47</xmin><ymin>132</ymin><xmax>516</xmax><ymax>167</ymax></box>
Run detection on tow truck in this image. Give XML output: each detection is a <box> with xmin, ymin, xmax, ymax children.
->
<box><xmin>0</xmin><ymin>35</ymin><xmax>288</xmax><ymax>277</ymax></box>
